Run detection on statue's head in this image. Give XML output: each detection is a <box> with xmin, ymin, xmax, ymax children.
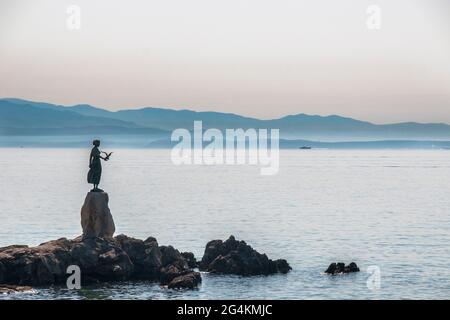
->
<box><xmin>93</xmin><ymin>139</ymin><xmax>101</xmax><ymax>147</ymax></box>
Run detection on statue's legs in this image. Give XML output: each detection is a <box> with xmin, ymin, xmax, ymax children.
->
<box><xmin>92</xmin><ymin>183</ymin><xmax>103</xmax><ymax>192</ymax></box>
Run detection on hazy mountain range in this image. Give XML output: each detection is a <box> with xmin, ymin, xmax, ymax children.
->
<box><xmin>1</xmin><ymin>98</ymin><xmax>450</xmax><ymax>148</ymax></box>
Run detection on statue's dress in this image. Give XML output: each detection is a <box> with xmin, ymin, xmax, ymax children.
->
<box><xmin>87</xmin><ymin>147</ymin><xmax>102</xmax><ymax>185</ymax></box>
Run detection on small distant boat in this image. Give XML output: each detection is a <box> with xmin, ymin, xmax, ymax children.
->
<box><xmin>299</xmin><ymin>146</ymin><xmax>312</xmax><ymax>150</ymax></box>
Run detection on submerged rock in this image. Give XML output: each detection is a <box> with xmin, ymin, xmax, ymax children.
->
<box><xmin>81</xmin><ymin>192</ymin><xmax>115</xmax><ymax>239</ymax></box>
<box><xmin>168</xmin><ymin>271</ymin><xmax>202</xmax><ymax>289</ymax></box>
<box><xmin>199</xmin><ymin>235</ymin><xmax>292</xmax><ymax>276</ymax></box>
<box><xmin>324</xmin><ymin>262</ymin><xmax>360</xmax><ymax>275</ymax></box>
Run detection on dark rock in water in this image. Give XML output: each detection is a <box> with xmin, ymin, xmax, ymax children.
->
<box><xmin>0</xmin><ymin>238</ymin><xmax>75</xmax><ymax>285</ymax></box>
<box><xmin>199</xmin><ymin>235</ymin><xmax>292</xmax><ymax>276</ymax></box>
<box><xmin>159</xmin><ymin>264</ymin><xmax>185</xmax><ymax>285</ymax></box>
<box><xmin>199</xmin><ymin>239</ymin><xmax>224</xmax><ymax>269</ymax></box>
<box><xmin>0</xmin><ymin>235</ymin><xmax>201</xmax><ymax>289</ymax></box>
<box><xmin>0</xmin><ymin>237</ymin><xmax>133</xmax><ymax>285</ymax></box>
<box><xmin>158</xmin><ymin>246</ymin><xmax>201</xmax><ymax>289</ymax></box>
<box><xmin>347</xmin><ymin>262</ymin><xmax>360</xmax><ymax>273</ymax></box>
<box><xmin>71</xmin><ymin>237</ymin><xmax>133</xmax><ymax>282</ymax></box>
<box><xmin>181</xmin><ymin>252</ymin><xmax>197</xmax><ymax>269</ymax></box>
<box><xmin>0</xmin><ymin>284</ymin><xmax>33</xmax><ymax>294</ymax></box>
<box><xmin>325</xmin><ymin>262</ymin><xmax>360</xmax><ymax>275</ymax></box>
<box><xmin>159</xmin><ymin>265</ymin><xmax>201</xmax><ymax>290</ymax></box>
<box><xmin>114</xmin><ymin>234</ymin><xmax>161</xmax><ymax>279</ymax></box>
<box><xmin>168</xmin><ymin>271</ymin><xmax>202</xmax><ymax>289</ymax></box>
<box><xmin>275</xmin><ymin>259</ymin><xmax>292</xmax><ymax>274</ymax></box>
<box><xmin>325</xmin><ymin>263</ymin><xmax>339</xmax><ymax>274</ymax></box>
<box><xmin>325</xmin><ymin>263</ymin><xmax>342</xmax><ymax>274</ymax></box>
<box><xmin>160</xmin><ymin>245</ymin><xmax>188</xmax><ymax>269</ymax></box>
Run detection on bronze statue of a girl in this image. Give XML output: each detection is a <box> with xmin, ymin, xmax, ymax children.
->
<box><xmin>87</xmin><ymin>140</ymin><xmax>112</xmax><ymax>192</ymax></box>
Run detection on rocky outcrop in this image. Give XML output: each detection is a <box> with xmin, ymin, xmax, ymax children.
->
<box><xmin>0</xmin><ymin>284</ymin><xmax>33</xmax><ymax>294</ymax></box>
<box><xmin>0</xmin><ymin>237</ymin><xmax>133</xmax><ymax>286</ymax></box>
<box><xmin>113</xmin><ymin>236</ymin><xmax>201</xmax><ymax>289</ymax></box>
<box><xmin>0</xmin><ymin>235</ymin><xmax>200</xmax><ymax>289</ymax></box>
<box><xmin>0</xmin><ymin>190</ymin><xmax>295</xmax><ymax>292</ymax></box>
<box><xmin>159</xmin><ymin>246</ymin><xmax>201</xmax><ymax>289</ymax></box>
<box><xmin>160</xmin><ymin>246</ymin><xmax>188</xmax><ymax>270</ymax></box>
<box><xmin>114</xmin><ymin>235</ymin><xmax>161</xmax><ymax>279</ymax></box>
<box><xmin>199</xmin><ymin>235</ymin><xmax>292</xmax><ymax>276</ymax></box>
<box><xmin>181</xmin><ymin>252</ymin><xmax>197</xmax><ymax>269</ymax></box>
<box><xmin>81</xmin><ymin>192</ymin><xmax>115</xmax><ymax>239</ymax></box>
<box><xmin>0</xmin><ymin>233</ymin><xmax>293</xmax><ymax>291</ymax></box>
<box><xmin>324</xmin><ymin>262</ymin><xmax>360</xmax><ymax>275</ymax></box>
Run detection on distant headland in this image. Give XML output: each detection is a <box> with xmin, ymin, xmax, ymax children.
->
<box><xmin>1</xmin><ymin>98</ymin><xmax>450</xmax><ymax>148</ymax></box>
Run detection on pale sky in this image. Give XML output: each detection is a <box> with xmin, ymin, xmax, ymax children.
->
<box><xmin>1</xmin><ymin>0</ymin><xmax>450</xmax><ymax>123</ymax></box>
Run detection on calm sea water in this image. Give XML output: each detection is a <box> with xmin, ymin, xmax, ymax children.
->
<box><xmin>0</xmin><ymin>148</ymin><xmax>449</xmax><ymax>300</ymax></box>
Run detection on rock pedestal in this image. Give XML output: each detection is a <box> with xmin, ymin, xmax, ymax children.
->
<box><xmin>81</xmin><ymin>192</ymin><xmax>115</xmax><ymax>239</ymax></box>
